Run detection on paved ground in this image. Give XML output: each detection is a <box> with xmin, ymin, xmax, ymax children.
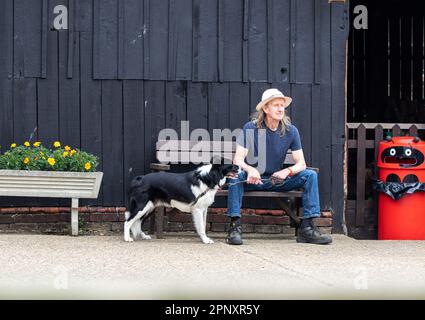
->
<box><xmin>1</xmin><ymin>232</ymin><xmax>425</xmax><ymax>299</ymax></box>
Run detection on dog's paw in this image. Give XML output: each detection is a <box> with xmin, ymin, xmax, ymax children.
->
<box><xmin>202</xmin><ymin>237</ymin><xmax>214</xmax><ymax>244</ymax></box>
<box><xmin>124</xmin><ymin>236</ymin><xmax>134</xmax><ymax>242</ymax></box>
<box><xmin>141</xmin><ymin>234</ymin><xmax>152</xmax><ymax>240</ymax></box>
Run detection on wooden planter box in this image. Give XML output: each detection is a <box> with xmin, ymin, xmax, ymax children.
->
<box><xmin>0</xmin><ymin>170</ymin><xmax>103</xmax><ymax>236</ymax></box>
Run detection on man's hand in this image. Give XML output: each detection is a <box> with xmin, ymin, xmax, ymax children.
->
<box><xmin>247</xmin><ymin>168</ymin><xmax>263</xmax><ymax>184</ymax></box>
<box><xmin>271</xmin><ymin>168</ymin><xmax>291</xmax><ymax>181</ymax></box>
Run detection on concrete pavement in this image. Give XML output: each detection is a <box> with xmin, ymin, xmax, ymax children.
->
<box><xmin>1</xmin><ymin>233</ymin><xmax>425</xmax><ymax>299</ymax></box>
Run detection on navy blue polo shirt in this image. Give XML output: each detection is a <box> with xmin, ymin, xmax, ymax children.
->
<box><xmin>236</xmin><ymin>121</ymin><xmax>302</xmax><ymax>175</ymax></box>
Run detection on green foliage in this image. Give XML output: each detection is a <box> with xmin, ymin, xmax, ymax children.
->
<box><xmin>0</xmin><ymin>141</ymin><xmax>99</xmax><ymax>172</ymax></box>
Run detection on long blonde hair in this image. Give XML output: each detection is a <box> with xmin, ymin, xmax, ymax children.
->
<box><xmin>250</xmin><ymin>105</ymin><xmax>291</xmax><ymax>136</ymax></box>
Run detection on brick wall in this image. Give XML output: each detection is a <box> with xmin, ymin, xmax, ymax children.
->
<box><xmin>0</xmin><ymin>207</ymin><xmax>333</xmax><ymax>235</ymax></box>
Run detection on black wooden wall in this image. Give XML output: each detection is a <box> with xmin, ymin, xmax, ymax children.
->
<box><xmin>0</xmin><ymin>0</ymin><xmax>349</xmax><ymax>232</ymax></box>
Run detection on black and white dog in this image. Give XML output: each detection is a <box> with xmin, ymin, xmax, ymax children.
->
<box><xmin>124</xmin><ymin>159</ymin><xmax>239</xmax><ymax>244</ymax></box>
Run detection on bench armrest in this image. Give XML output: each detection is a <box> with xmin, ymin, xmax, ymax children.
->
<box><xmin>150</xmin><ymin>163</ymin><xmax>171</xmax><ymax>172</ymax></box>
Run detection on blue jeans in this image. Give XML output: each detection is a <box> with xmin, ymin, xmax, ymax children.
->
<box><xmin>227</xmin><ymin>169</ymin><xmax>321</xmax><ymax>219</ymax></box>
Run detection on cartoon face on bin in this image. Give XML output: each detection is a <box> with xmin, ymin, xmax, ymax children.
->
<box><xmin>379</xmin><ymin>137</ymin><xmax>425</xmax><ymax>183</ymax></box>
<box><xmin>380</xmin><ymin>146</ymin><xmax>424</xmax><ymax>168</ymax></box>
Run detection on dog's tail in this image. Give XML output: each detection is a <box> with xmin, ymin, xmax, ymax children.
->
<box><xmin>125</xmin><ymin>211</ymin><xmax>130</xmax><ymax>221</ymax></box>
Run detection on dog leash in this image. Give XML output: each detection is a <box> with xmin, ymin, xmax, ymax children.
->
<box><xmin>223</xmin><ymin>176</ymin><xmax>287</xmax><ymax>188</ymax></box>
<box><xmin>192</xmin><ymin>176</ymin><xmax>287</xmax><ymax>205</ymax></box>
<box><xmin>192</xmin><ymin>176</ymin><xmax>300</xmax><ymax>226</ymax></box>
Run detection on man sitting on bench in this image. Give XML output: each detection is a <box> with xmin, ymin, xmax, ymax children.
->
<box><xmin>226</xmin><ymin>88</ymin><xmax>332</xmax><ymax>245</ymax></box>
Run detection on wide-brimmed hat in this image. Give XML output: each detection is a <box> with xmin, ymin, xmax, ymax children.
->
<box><xmin>255</xmin><ymin>88</ymin><xmax>292</xmax><ymax>111</ymax></box>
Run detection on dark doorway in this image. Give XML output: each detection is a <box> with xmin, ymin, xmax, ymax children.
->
<box><xmin>348</xmin><ymin>0</ymin><xmax>425</xmax><ymax>124</ymax></box>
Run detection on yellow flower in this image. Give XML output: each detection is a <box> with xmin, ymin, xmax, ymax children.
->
<box><xmin>33</xmin><ymin>141</ymin><xmax>41</xmax><ymax>147</ymax></box>
<box><xmin>84</xmin><ymin>162</ymin><xmax>92</xmax><ymax>171</ymax></box>
<box><xmin>65</xmin><ymin>145</ymin><xmax>71</xmax><ymax>151</ymax></box>
<box><xmin>10</xmin><ymin>143</ymin><xmax>16</xmax><ymax>148</ymax></box>
<box><xmin>23</xmin><ymin>157</ymin><xmax>30</xmax><ymax>165</ymax></box>
<box><xmin>24</xmin><ymin>141</ymin><xmax>30</xmax><ymax>147</ymax></box>
<box><xmin>70</xmin><ymin>149</ymin><xmax>77</xmax><ymax>156</ymax></box>
<box><xmin>48</xmin><ymin>158</ymin><xmax>56</xmax><ymax>166</ymax></box>
<box><xmin>63</xmin><ymin>151</ymin><xmax>69</xmax><ymax>157</ymax></box>
<box><xmin>53</xmin><ymin>141</ymin><xmax>61</xmax><ymax>148</ymax></box>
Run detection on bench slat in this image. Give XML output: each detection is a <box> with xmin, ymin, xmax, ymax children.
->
<box><xmin>156</xmin><ymin>140</ymin><xmax>295</xmax><ymax>165</ymax></box>
<box><xmin>216</xmin><ymin>190</ymin><xmax>303</xmax><ymax>197</ymax></box>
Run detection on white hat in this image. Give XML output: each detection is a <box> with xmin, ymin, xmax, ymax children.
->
<box><xmin>255</xmin><ymin>88</ymin><xmax>292</xmax><ymax>111</ymax></box>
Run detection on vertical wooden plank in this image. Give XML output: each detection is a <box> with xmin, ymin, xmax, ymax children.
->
<box><xmin>355</xmin><ymin>124</ymin><xmax>366</xmax><ymax>227</ymax></box>
<box><xmin>291</xmin><ymin>84</ymin><xmax>312</xmax><ymax>165</ymax></box>
<box><xmin>311</xmin><ymin>83</ymin><xmax>332</xmax><ymax>210</ymax></box>
<box><xmin>165</xmin><ymin>81</ymin><xmax>187</xmax><ymax>134</ymax></box>
<box><xmin>412</xmin><ymin>15</ymin><xmax>423</xmax><ymax>100</ymax></box>
<box><xmin>187</xmin><ymin>82</ymin><xmax>208</xmax><ymax>133</ymax></box>
<box><xmin>75</xmin><ymin>0</ymin><xmax>93</xmax><ymax>32</ymax></box>
<box><xmin>0</xmin><ymin>77</ymin><xmax>13</xmax><ymax>152</ymax></box>
<box><xmin>144</xmin><ymin>81</ymin><xmax>166</xmax><ymax>172</ymax></box>
<box><xmin>93</xmin><ymin>0</ymin><xmax>118</xmax><ymax>79</ymax></box>
<box><xmin>222</xmin><ymin>0</ymin><xmax>244</xmax><ymax>81</ymax></box>
<box><xmin>118</xmin><ymin>0</ymin><xmax>144</xmax><ymax>79</ymax></box>
<box><xmin>67</xmin><ymin>0</ymin><xmax>75</xmax><ymax>78</ymax></box>
<box><xmin>373</xmin><ymin>124</ymin><xmax>384</xmax><ymax>231</ymax></box>
<box><xmin>389</xmin><ymin>15</ymin><xmax>401</xmax><ymax>102</ymax></box>
<box><xmin>294</xmin><ymin>0</ymin><xmax>315</xmax><ymax>83</ymax></box>
<box><xmin>289</xmin><ymin>0</ymin><xmax>297</xmax><ymax>83</ymax></box>
<box><xmin>80</xmin><ymin>31</ymin><xmax>103</xmax><ymax>205</ymax></box>
<box><xmin>400</xmin><ymin>14</ymin><xmax>412</xmax><ymax>101</ymax></box>
<box><xmin>193</xmin><ymin>0</ymin><xmax>218</xmax><ymax>81</ymax></box>
<box><xmin>23</xmin><ymin>0</ymin><xmax>43</xmax><ymax>78</ymax></box>
<box><xmin>319</xmin><ymin>0</ymin><xmax>331</xmax><ymax>84</ymax></box>
<box><xmin>392</xmin><ymin>124</ymin><xmax>401</xmax><ymax>137</ymax></box>
<box><xmin>123</xmin><ymin>80</ymin><xmax>145</xmax><ymax>206</ymax></box>
<box><xmin>330</xmin><ymin>1</ymin><xmax>349</xmax><ymax>233</ymax></box>
<box><xmin>229</xmin><ymin>83</ymin><xmax>250</xmax><ymax>130</ymax></box>
<box><xmin>266</xmin><ymin>0</ymin><xmax>273</xmax><ymax>83</ymax></box>
<box><xmin>13</xmin><ymin>78</ymin><xmax>37</xmax><ymax>143</ymax></box>
<box><xmin>37</xmin><ymin>31</ymin><xmax>59</xmax><ymax>147</ymax></box>
<box><xmin>101</xmin><ymin>80</ymin><xmax>124</xmax><ymax>205</ymax></box>
<box><xmin>13</xmin><ymin>0</ymin><xmax>26</xmax><ymax>78</ymax></box>
<box><xmin>248</xmin><ymin>0</ymin><xmax>268</xmax><ymax>81</ymax></box>
<box><xmin>41</xmin><ymin>0</ymin><xmax>48</xmax><ymax>78</ymax></box>
<box><xmin>0</xmin><ymin>0</ymin><xmax>13</xmax><ymax>79</ymax></box>
<box><xmin>217</xmin><ymin>0</ymin><xmax>224</xmax><ymax>82</ymax></box>
<box><xmin>168</xmin><ymin>0</ymin><xmax>192</xmax><ymax>80</ymax></box>
<box><xmin>374</xmin><ymin>124</ymin><xmax>384</xmax><ymax>164</ymax></box>
<box><xmin>208</xmin><ymin>83</ymin><xmax>230</xmax><ymax>135</ymax></box>
<box><xmin>59</xmin><ymin>29</ymin><xmax>80</xmax><ymax>148</ymax></box>
<box><xmin>0</xmin><ymin>0</ymin><xmax>14</xmax><ymax>156</ymax></box>
<box><xmin>313</xmin><ymin>0</ymin><xmax>321</xmax><ymax>84</ymax></box>
<box><xmin>143</xmin><ymin>0</ymin><xmax>150</xmax><ymax>79</ymax></box>
<box><xmin>270</xmin><ymin>0</ymin><xmax>290</xmax><ymax>83</ymax></box>
<box><xmin>147</xmin><ymin>0</ymin><xmax>169</xmax><ymax>80</ymax></box>
<box><xmin>242</xmin><ymin>0</ymin><xmax>249</xmax><ymax>82</ymax></box>
<box><xmin>409</xmin><ymin>124</ymin><xmax>418</xmax><ymax>137</ymax></box>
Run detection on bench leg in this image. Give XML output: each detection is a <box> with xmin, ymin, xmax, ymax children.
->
<box><xmin>71</xmin><ymin>198</ymin><xmax>79</xmax><ymax>236</ymax></box>
<box><xmin>156</xmin><ymin>207</ymin><xmax>164</xmax><ymax>239</ymax></box>
<box><xmin>149</xmin><ymin>212</ymin><xmax>156</xmax><ymax>235</ymax></box>
<box><xmin>274</xmin><ymin>198</ymin><xmax>300</xmax><ymax>235</ymax></box>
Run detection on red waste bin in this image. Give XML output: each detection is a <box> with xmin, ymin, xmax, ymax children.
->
<box><xmin>377</xmin><ymin>136</ymin><xmax>425</xmax><ymax>240</ymax></box>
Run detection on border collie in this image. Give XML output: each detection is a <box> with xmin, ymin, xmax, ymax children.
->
<box><xmin>124</xmin><ymin>159</ymin><xmax>239</xmax><ymax>244</ymax></box>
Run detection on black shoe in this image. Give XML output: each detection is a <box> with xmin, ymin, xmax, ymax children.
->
<box><xmin>226</xmin><ymin>220</ymin><xmax>243</xmax><ymax>245</ymax></box>
<box><xmin>296</xmin><ymin>226</ymin><xmax>332</xmax><ymax>245</ymax></box>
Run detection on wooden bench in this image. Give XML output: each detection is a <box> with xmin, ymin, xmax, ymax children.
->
<box><xmin>150</xmin><ymin>140</ymin><xmax>318</xmax><ymax>238</ymax></box>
